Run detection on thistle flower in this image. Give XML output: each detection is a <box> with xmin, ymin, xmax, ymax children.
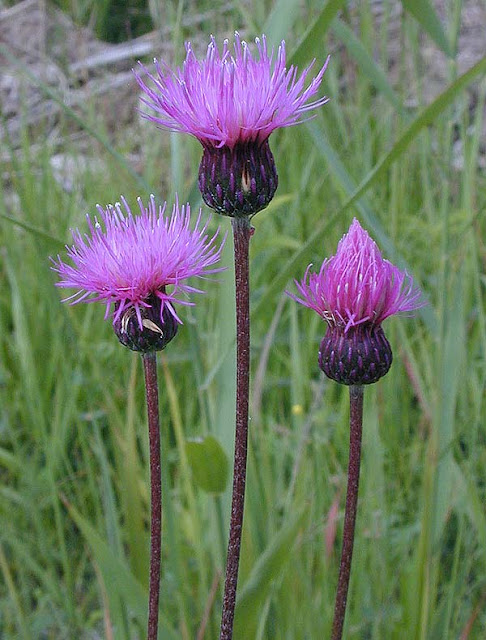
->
<box><xmin>135</xmin><ymin>33</ymin><xmax>329</xmax><ymax>217</ymax></box>
<box><xmin>289</xmin><ymin>219</ymin><xmax>424</xmax><ymax>385</ymax></box>
<box><xmin>52</xmin><ymin>195</ymin><xmax>224</xmax><ymax>352</ymax></box>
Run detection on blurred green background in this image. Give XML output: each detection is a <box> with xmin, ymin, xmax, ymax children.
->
<box><xmin>1</xmin><ymin>0</ymin><xmax>485</xmax><ymax>638</ymax></box>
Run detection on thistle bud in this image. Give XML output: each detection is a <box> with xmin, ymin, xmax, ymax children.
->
<box><xmin>288</xmin><ymin>218</ymin><xmax>425</xmax><ymax>385</ymax></box>
<box><xmin>319</xmin><ymin>325</ymin><xmax>392</xmax><ymax>386</ymax></box>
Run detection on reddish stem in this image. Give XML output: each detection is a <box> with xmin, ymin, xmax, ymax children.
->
<box><xmin>331</xmin><ymin>384</ymin><xmax>364</xmax><ymax>640</ymax></box>
<box><xmin>143</xmin><ymin>352</ymin><xmax>162</xmax><ymax>640</ymax></box>
<box><xmin>219</xmin><ymin>216</ymin><xmax>252</xmax><ymax>640</ymax></box>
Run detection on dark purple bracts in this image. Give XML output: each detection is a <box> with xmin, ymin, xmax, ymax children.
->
<box><xmin>198</xmin><ymin>140</ymin><xmax>278</xmax><ymax>217</ymax></box>
<box><xmin>319</xmin><ymin>324</ymin><xmax>392</xmax><ymax>385</ymax></box>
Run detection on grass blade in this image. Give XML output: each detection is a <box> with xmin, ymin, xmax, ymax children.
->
<box><xmin>289</xmin><ymin>0</ymin><xmax>347</xmax><ymax>68</ymax></box>
<box><xmin>264</xmin><ymin>0</ymin><xmax>302</xmax><ymax>42</ymax></box>
<box><xmin>401</xmin><ymin>0</ymin><xmax>453</xmax><ymax>57</ymax></box>
<box><xmin>233</xmin><ymin>509</ymin><xmax>307</xmax><ymax>639</ymax></box>
<box><xmin>65</xmin><ymin>499</ymin><xmax>179</xmax><ymax>640</ymax></box>
<box><xmin>332</xmin><ymin>18</ymin><xmax>405</xmax><ymax>115</ymax></box>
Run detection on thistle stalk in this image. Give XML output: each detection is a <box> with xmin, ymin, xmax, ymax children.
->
<box><xmin>52</xmin><ymin>196</ymin><xmax>224</xmax><ymax>640</ymax></box>
<box><xmin>219</xmin><ymin>216</ymin><xmax>252</xmax><ymax>640</ymax></box>
<box><xmin>135</xmin><ymin>38</ymin><xmax>329</xmax><ymax>635</ymax></box>
<box><xmin>331</xmin><ymin>384</ymin><xmax>364</xmax><ymax>640</ymax></box>
<box><xmin>288</xmin><ymin>219</ymin><xmax>424</xmax><ymax>638</ymax></box>
<box><xmin>143</xmin><ymin>352</ymin><xmax>162</xmax><ymax>640</ymax></box>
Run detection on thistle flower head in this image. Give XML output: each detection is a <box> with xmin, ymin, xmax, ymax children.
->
<box><xmin>52</xmin><ymin>196</ymin><xmax>225</xmax><ymax>351</ymax></box>
<box><xmin>289</xmin><ymin>219</ymin><xmax>424</xmax><ymax>384</ymax></box>
<box><xmin>135</xmin><ymin>33</ymin><xmax>329</xmax><ymax>217</ymax></box>
<box><xmin>135</xmin><ymin>32</ymin><xmax>329</xmax><ymax>149</ymax></box>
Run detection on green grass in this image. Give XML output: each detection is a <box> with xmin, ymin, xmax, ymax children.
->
<box><xmin>1</xmin><ymin>0</ymin><xmax>485</xmax><ymax>638</ymax></box>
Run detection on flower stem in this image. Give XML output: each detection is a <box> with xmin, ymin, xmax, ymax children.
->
<box><xmin>219</xmin><ymin>216</ymin><xmax>252</xmax><ymax>640</ymax></box>
<box><xmin>142</xmin><ymin>352</ymin><xmax>162</xmax><ymax>640</ymax></box>
<box><xmin>331</xmin><ymin>384</ymin><xmax>364</xmax><ymax>640</ymax></box>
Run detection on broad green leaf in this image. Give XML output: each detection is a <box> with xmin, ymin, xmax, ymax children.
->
<box><xmin>186</xmin><ymin>435</ymin><xmax>229</xmax><ymax>494</ymax></box>
<box><xmin>402</xmin><ymin>0</ymin><xmax>453</xmax><ymax>58</ymax></box>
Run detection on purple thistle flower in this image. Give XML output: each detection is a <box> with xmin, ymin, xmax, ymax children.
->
<box><xmin>52</xmin><ymin>195</ymin><xmax>225</xmax><ymax>352</ymax></box>
<box><xmin>136</xmin><ymin>33</ymin><xmax>329</xmax><ymax>147</ymax></box>
<box><xmin>135</xmin><ymin>33</ymin><xmax>329</xmax><ymax>217</ymax></box>
<box><xmin>289</xmin><ymin>219</ymin><xmax>424</xmax><ymax>385</ymax></box>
